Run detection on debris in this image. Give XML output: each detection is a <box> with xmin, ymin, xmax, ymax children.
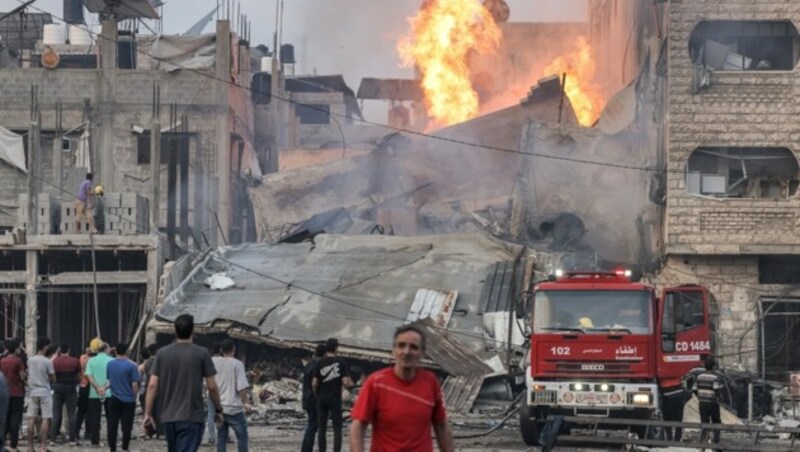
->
<box><xmin>204</xmin><ymin>272</ymin><xmax>235</xmax><ymax>290</ymax></box>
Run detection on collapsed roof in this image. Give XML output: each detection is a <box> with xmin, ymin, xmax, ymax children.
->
<box><xmin>154</xmin><ymin>233</ymin><xmax>528</xmax><ymax>360</ymax></box>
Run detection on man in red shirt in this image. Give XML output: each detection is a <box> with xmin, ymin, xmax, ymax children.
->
<box><xmin>51</xmin><ymin>343</ymin><xmax>81</xmax><ymax>445</ymax></box>
<box><xmin>0</xmin><ymin>339</ymin><xmax>26</xmax><ymax>452</ymax></box>
<box><xmin>350</xmin><ymin>325</ymin><xmax>454</xmax><ymax>452</ymax></box>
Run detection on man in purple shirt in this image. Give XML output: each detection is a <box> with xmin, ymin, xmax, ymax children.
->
<box><xmin>75</xmin><ymin>173</ymin><xmax>97</xmax><ymax>234</ymax></box>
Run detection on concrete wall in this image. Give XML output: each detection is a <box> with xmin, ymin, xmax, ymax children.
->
<box><xmin>667</xmin><ymin>2</ymin><xmax>800</xmax><ymax>254</ymax></box>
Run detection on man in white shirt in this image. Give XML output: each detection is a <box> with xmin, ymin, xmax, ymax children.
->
<box><xmin>27</xmin><ymin>337</ymin><xmax>55</xmax><ymax>452</ymax></box>
<box><xmin>212</xmin><ymin>339</ymin><xmax>251</xmax><ymax>452</ymax></box>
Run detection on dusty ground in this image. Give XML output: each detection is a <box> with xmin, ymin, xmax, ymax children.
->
<box><xmin>30</xmin><ymin>414</ymin><xmax>615</xmax><ymax>451</ymax></box>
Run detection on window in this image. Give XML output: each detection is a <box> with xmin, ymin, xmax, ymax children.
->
<box><xmin>759</xmin><ymin>256</ymin><xmax>800</xmax><ymax>284</ymax></box>
<box><xmin>533</xmin><ymin>290</ymin><xmax>653</xmax><ymax>334</ymax></box>
<box><xmin>759</xmin><ymin>298</ymin><xmax>800</xmax><ymax>381</ymax></box>
<box><xmin>295</xmin><ymin>104</ymin><xmax>330</xmax><ymax>125</ymax></box>
<box><xmin>689</xmin><ymin>21</ymin><xmax>800</xmax><ymax>71</ymax></box>
<box><xmin>685</xmin><ymin>147</ymin><xmax>799</xmax><ymax>199</ymax></box>
<box><xmin>663</xmin><ymin>290</ymin><xmax>705</xmax><ymax>333</ymax></box>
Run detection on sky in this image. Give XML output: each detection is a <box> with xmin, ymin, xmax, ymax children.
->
<box><xmin>0</xmin><ymin>0</ymin><xmax>587</xmax><ymax>118</ymax></box>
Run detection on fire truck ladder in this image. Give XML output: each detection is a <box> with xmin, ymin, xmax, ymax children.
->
<box><xmin>542</xmin><ymin>415</ymin><xmax>800</xmax><ymax>451</ymax></box>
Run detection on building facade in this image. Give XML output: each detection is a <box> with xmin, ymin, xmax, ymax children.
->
<box><xmin>661</xmin><ymin>0</ymin><xmax>800</xmax><ymax>379</ymax></box>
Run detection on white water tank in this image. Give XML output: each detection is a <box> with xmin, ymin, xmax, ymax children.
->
<box><xmin>260</xmin><ymin>56</ymin><xmax>270</xmax><ymax>72</ymax></box>
<box><xmin>68</xmin><ymin>25</ymin><xmax>93</xmax><ymax>46</ymax></box>
<box><xmin>43</xmin><ymin>24</ymin><xmax>66</xmax><ymax>45</ymax></box>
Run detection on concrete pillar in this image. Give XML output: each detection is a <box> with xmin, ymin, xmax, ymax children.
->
<box><xmin>215</xmin><ymin>20</ymin><xmax>231</xmax><ymax>245</ymax></box>
<box><xmin>98</xmin><ymin>19</ymin><xmax>118</xmax><ymax>191</ymax></box>
<box><xmin>24</xmin><ymin>250</ymin><xmax>38</xmax><ymax>353</ymax></box>
<box><xmin>100</xmin><ymin>19</ymin><xmax>118</xmax><ymax>70</ymax></box>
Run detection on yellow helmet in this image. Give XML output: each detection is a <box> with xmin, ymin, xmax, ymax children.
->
<box><xmin>89</xmin><ymin>337</ymin><xmax>102</xmax><ymax>353</ymax></box>
<box><xmin>578</xmin><ymin>317</ymin><xmax>594</xmax><ymax>329</ymax></box>
<box><xmin>94</xmin><ymin>185</ymin><xmax>104</xmax><ymax>195</ymax></box>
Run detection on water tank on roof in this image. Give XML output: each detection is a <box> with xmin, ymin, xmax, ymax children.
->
<box><xmin>280</xmin><ymin>44</ymin><xmax>295</xmax><ymax>64</ymax></box>
<box><xmin>43</xmin><ymin>24</ymin><xmax>67</xmax><ymax>45</ymax></box>
<box><xmin>68</xmin><ymin>25</ymin><xmax>93</xmax><ymax>46</ymax></box>
<box><xmin>63</xmin><ymin>0</ymin><xmax>85</xmax><ymax>24</ymax></box>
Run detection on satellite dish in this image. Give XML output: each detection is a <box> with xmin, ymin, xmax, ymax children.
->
<box><xmin>41</xmin><ymin>46</ymin><xmax>60</xmax><ymax>69</ymax></box>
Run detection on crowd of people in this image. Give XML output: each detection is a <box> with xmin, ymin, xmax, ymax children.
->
<box><xmin>0</xmin><ymin>316</ymin><xmax>491</xmax><ymax>452</ymax></box>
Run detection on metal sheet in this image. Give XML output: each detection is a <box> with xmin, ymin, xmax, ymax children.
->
<box><xmin>406</xmin><ymin>289</ymin><xmax>458</xmax><ymax>328</ymax></box>
<box><xmin>82</xmin><ymin>0</ymin><xmax>159</xmax><ymax>19</ymax></box>
<box><xmin>411</xmin><ymin>318</ymin><xmax>494</xmax><ymax>377</ymax></box>
<box><xmin>441</xmin><ymin>375</ymin><xmax>486</xmax><ymax>413</ymax></box>
<box><xmin>157</xmin><ymin>234</ymin><xmax>522</xmax><ymax>356</ymax></box>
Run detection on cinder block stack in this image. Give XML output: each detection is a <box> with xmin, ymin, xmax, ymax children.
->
<box><xmin>105</xmin><ymin>193</ymin><xmax>150</xmax><ymax>235</ymax></box>
<box><xmin>18</xmin><ymin>194</ymin><xmax>62</xmax><ymax>234</ymax></box>
<box><xmin>61</xmin><ymin>198</ymin><xmax>92</xmax><ymax>234</ymax></box>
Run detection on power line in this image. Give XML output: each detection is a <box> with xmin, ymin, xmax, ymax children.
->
<box><xmin>16</xmin><ymin>0</ymin><xmax>678</xmax><ymax>177</ymax></box>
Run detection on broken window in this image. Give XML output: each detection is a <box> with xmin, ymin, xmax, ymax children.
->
<box><xmin>689</xmin><ymin>21</ymin><xmax>800</xmax><ymax>71</ymax></box>
<box><xmin>759</xmin><ymin>298</ymin><xmax>800</xmax><ymax>381</ymax></box>
<box><xmin>685</xmin><ymin>147</ymin><xmax>799</xmax><ymax>199</ymax></box>
<box><xmin>295</xmin><ymin>103</ymin><xmax>330</xmax><ymax>125</ymax></box>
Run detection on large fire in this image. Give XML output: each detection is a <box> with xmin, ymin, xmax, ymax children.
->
<box><xmin>541</xmin><ymin>36</ymin><xmax>604</xmax><ymax>126</ymax></box>
<box><xmin>397</xmin><ymin>0</ymin><xmax>501</xmax><ymax>127</ymax></box>
<box><xmin>400</xmin><ymin>1</ymin><xmax>606</xmax><ymax>128</ymax></box>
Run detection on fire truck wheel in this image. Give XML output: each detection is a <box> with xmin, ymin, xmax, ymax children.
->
<box><xmin>518</xmin><ymin>405</ymin><xmax>542</xmax><ymax>446</ymax></box>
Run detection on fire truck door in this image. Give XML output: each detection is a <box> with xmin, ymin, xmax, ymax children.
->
<box><xmin>658</xmin><ymin>286</ymin><xmax>712</xmax><ymax>388</ymax></box>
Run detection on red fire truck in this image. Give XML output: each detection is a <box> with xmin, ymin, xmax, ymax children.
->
<box><xmin>519</xmin><ymin>270</ymin><xmax>716</xmax><ymax>445</ymax></box>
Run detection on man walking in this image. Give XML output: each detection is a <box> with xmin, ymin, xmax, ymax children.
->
<box><xmin>350</xmin><ymin>325</ymin><xmax>454</xmax><ymax>452</ymax></box>
<box><xmin>27</xmin><ymin>337</ymin><xmax>56</xmax><ymax>452</ymax></box>
<box><xmin>301</xmin><ymin>344</ymin><xmax>326</xmax><ymax>452</ymax></box>
<box><xmin>144</xmin><ymin>314</ymin><xmax>223</xmax><ymax>452</ymax></box>
<box><xmin>51</xmin><ymin>342</ymin><xmax>80</xmax><ymax>445</ymax></box>
<box><xmin>0</xmin><ymin>339</ymin><xmax>26</xmax><ymax>452</ymax></box>
<box><xmin>75</xmin><ymin>172</ymin><xmax>97</xmax><ymax>234</ymax></box>
<box><xmin>213</xmin><ymin>339</ymin><xmax>251</xmax><ymax>452</ymax></box>
<box><xmin>313</xmin><ymin>338</ymin><xmax>353</xmax><ymax>452</ymax></box>
<box><xmin>106</xmin><ymin>343</ymin><xmax>140</xmax><ymax>452</ymax></box>
<box><xmin>85</xmin><ymin>342</ymin><xmax>114</xmax><ymax>447</ymax></box>
<box><xmin>693</xmin><ymin>356</ymin><xmax>723</xmax><ymax>445</ymax></box>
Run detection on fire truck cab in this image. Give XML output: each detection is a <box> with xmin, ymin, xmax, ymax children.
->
<box><xmin>519</xmin><ymin>270</ymin><xmax>715</xmax><ymax>445</ymax></box>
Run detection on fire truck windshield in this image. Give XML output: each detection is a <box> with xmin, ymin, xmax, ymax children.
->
<box><xmin>533</xmin><ymin>290</ymin><xmax>653</xmax><ymax>334</ymax></box>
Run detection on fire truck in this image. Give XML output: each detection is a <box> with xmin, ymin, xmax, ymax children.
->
<box><xmin>519</xmin><ymin>270</ymin><xmax>716</xmax><ymax>445</ymax></box>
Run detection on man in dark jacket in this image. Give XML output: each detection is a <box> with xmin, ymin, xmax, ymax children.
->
<box><xmin>313</xmin><ymin>338</ymin><xmax>354</xmax><ymax>452</ymax></box>
<box><xmin>693</xmin><ymin>356</ymin><xmax>723</xmax><ymax>444</ymax></box>
<box><xmin>301</xmin><ymin>344</ymin><xmax>326</xmax><ymax>452</ymax></box>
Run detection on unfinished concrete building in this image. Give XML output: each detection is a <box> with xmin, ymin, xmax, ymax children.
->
<box><xmin>0</xmin><ymin>7</ymin><xmax>258</xmax><ymax>353</ymax></box>
<box><xmin>658</xmin><ymin>1</ymin><xmax>800</xmax><ymax>380</ymax></box>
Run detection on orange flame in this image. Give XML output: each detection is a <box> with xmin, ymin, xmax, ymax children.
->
<box><xmin>542</xmin><ymin>36</ymin><xmax>604</xmax><ymax>126</ymax></box>
<box><xmin>398</xmin><ymin>0</ymin><xmax>501</xmax><ymax>127</ymax></box>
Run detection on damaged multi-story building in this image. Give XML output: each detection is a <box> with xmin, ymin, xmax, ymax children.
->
<box><xmin>0</xmin><ymin>1</ymin><xmax>260</xmax><ymax>353</ymax></box>
<box><xmin>655</xmin><ymin>1</ymin><xmax>800</xmax><ymax>381</ymax></box>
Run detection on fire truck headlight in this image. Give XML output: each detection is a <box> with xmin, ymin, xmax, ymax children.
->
<box><xmin>570</xmin><ymin>383</ymin><xmax>589</xmax><ymax>391</ymax></box>
<box><xmin>631</xmin><ymin>393</ymin><xmax>651</xmax><ymax>406</ymax></box>
<box><xmin>555</xmin><ymin>269</ymin><xmax>564</xmax><ymax>277</ymax></box>
<box><xmin>594</xmin><ymin>383</ymin><xmax>615</xmax><ymax>392</ymax></box>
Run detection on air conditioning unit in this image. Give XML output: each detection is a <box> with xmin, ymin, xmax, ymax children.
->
<box><xmin>701</xmin><ymin>174</ymin><xmax>727</xmax><ymax>194</ymax></box>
